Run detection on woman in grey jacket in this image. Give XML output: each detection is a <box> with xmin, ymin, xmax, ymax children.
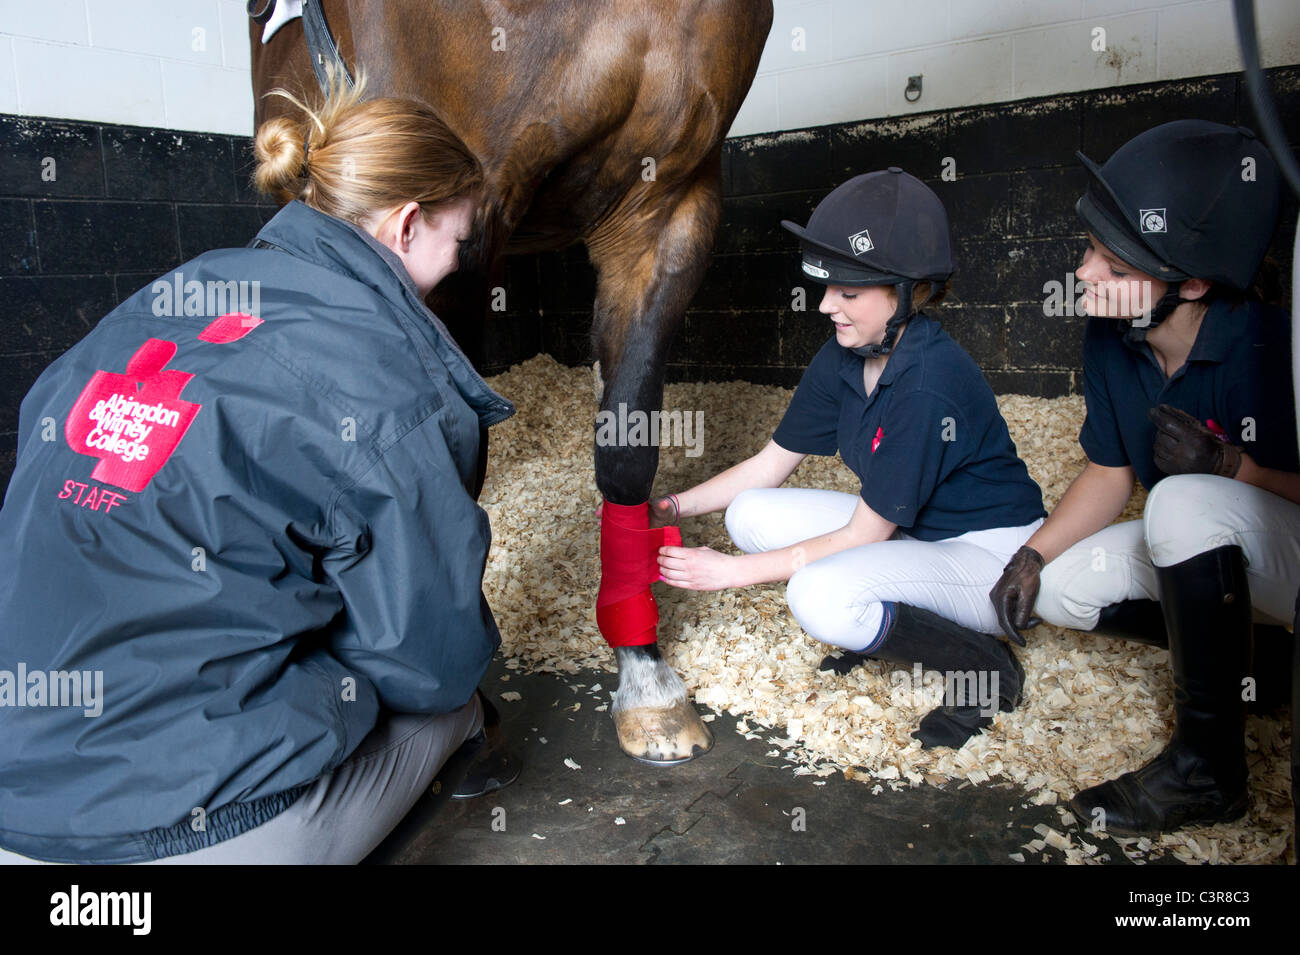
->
<box><xmin>0</xmin><ymin>70</ymin><xmax>514</xmax><ymax>864</ymax></box>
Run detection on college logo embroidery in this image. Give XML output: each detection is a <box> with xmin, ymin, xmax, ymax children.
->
<box><xmin>1139</xmin><ymin>208</ymin><xmax>1167</xmax><ymax>234</ymax></box>
<box><xmin>64</xmin><ymin>339</ymin><xmax>201</xmax><ymax>493</ymax></box>
<box><xmin>849</xmin><ymin>228</ymin><xmax>874</xmax><ymax>256</ymax></box>
<box><xmin>61</xmin><ymin>314</ymin><xmax>262</xmax><ymax>493</ymax></box>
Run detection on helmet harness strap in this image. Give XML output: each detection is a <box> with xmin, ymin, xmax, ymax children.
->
<box><xmin>1123</xmin><ymin>280</ymin><xmax>1185</xmax><ymax>345</ymax></box>
<box><xmin>851</xmin><ymin>279</ymin><xmax>924</xmax><ymax>359</ymax></box>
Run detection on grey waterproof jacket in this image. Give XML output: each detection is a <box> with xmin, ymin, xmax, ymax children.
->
<box><xmin>0</xmin><ymin>199</ymin><xmax>514</xmax><ymax>863</ymax></box>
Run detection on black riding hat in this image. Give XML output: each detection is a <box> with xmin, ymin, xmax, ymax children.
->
<box><xmin>781</xmin><ymin>167</ymin><xmax>954</xmax><ymax>287</ymax></box>
<box><xmin>1075</xmin><ymin>120</ymin><xmax>1281</xmax><ymax>291</ymax></box>
<box><xmin>780</xmin><ymin>168</ymin><xmax>954</xmax><ymax>358</ymax></box>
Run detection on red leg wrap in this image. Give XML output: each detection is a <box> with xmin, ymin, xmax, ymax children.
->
<box><xmin>596</xmin><ymin>500</ymin><xmax>682</xmax><ymax>647</ymax></box>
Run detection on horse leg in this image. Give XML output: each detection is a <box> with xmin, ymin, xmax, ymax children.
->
<box><xmin>588</xmin><ymin>163</ymin><xmax>720</xmax><ymax>763</ymax></box>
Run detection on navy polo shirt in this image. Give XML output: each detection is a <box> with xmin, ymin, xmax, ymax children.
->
<box><xmin>773</xmin><ymin>314</ymin><xmax>1046</xmax><ymax>541</ymax></box>
<box><xmin>1079</xmin><ymin>299</ymin><xmax>1299</xmax><ymax>490</ymax></box>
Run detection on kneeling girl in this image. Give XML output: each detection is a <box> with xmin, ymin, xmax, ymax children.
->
<box><xmin>656</xmin><ymin>169</ymin><xmax>1046</xmax><ymax>747</ymax></box>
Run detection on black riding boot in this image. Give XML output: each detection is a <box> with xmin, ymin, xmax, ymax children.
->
<box><xmin>1070</xmin><ymin>546</ymin><xmax>1251</xmax><ymax>836</ymax></box>
<box><xmin>826</xmin><ymin>603</ymin><xmax>1025</xmax><ymax>749</ymax></box>
<box><xmin>1092</xmin><ymin>599</ymin><xmax>1167</xmax><ymax>648</ymax></box>
<box><xmin>1092</xmin><ymin>601</ymin><xmax>1290</xmax><ymax>709</ymax></box>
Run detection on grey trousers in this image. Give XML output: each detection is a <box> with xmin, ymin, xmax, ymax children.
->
<box><xmin>0</xmin><ymin>694</ymin><xmax>483</xmax><ymax>865</ymax></box>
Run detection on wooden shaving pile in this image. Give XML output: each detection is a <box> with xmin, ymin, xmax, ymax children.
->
<box><xmin>479</xmin><ymin>355</ymin><xmax>1294</xmax><ymax>865</ymax></box>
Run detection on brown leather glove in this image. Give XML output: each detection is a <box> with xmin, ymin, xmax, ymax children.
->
<box><xmin>989</xmin><ymin>545</ymin><xmax>1044</xmax><ymax>646</ymax></box>
<box><xmin>1148</xmin><ymin>404</ymin><xmax>1242</xmax><ymax>478</ymax></box>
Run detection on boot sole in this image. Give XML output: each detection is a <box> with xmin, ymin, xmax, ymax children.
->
<box><xmin>1067</xmin><ymin>790</ymin><xmax>1249</xmax><ymax>838</ymax></box>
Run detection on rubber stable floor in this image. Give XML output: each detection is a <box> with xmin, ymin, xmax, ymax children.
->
<box><xmin>386</xmin><ymin>656</ymin><xmax>1176</xmax><ymax>865</ymax></box>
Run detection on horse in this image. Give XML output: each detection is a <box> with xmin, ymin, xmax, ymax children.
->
<box><xmin>250</xmin><ymin>0</ymin><xmax>774</xmax><ymax>763</ymax></box>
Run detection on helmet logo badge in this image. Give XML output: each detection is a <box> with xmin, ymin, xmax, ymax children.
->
<box><xmin>802</xmin><ymin>260</ymin><xmax>830</xmax><ymax>279</ymax></box>
<box><xmin>1139</xmin><ymin>208</ymin><xmax>1167</xmax><ymax>234</ymax></box>
<box><xmin>848</xmin><ymin>228</ymin><xmax>874</xmax><ymax>256</ymax></box>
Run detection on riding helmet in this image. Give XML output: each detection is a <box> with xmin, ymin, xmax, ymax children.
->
<box><xmin>781</xmin><ymin>168</ymin><xmax>954</xmax><ymax>358</ymax></box>
<box><xmin>1075</xmin><ymin>120</ymin><xmax>1282</xmax><ymax>292</ymax></box>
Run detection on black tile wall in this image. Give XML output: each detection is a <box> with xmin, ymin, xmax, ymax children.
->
<box><xmin>0</xmin><ymin>275</ymin><xmax>114</xmax><ymax>353</ymax></box>
<box><xmin>102</xmin><ymin>126</ymin><xmax>235</xmax><ymax>203</ymax></box>
<box><xmin>0</xmin><ymin>199</ymin><xmax>35</xmax><ymax>274</ymax></box>
<box><xmin>940</xmin><ymin>305</ymin><xmax>1008</xmax><ymax>370</ymax></box>
<box><xmin>176</xmin><ymin>203</ymin><xmax>267</xmax><ymax>261</ymax></box>
<box><xmin>948</xmin><ymin>98</ymin><xmax>1082</xmax><ymax>175</ymax></box>
<box><xmin>0</xmin><ymin>352</ymin><xmax>65</xmax><ymax>436</ymax></box>
<box><xmin>0</xmin><ymin>117</ymin><xmax>105</xmax><ymax>198</ymax></box>
<box><xmin>725</xmin><ymin>127</ymin><xmax>835</xmax><ymax>196</ymax></box>
<box><xmin>2</xmin><ymin>65</ymin><xmax>1298</xmax><ymax>498</ymax></box>
<box><xmin>34</xmin><ymin>200</ymin><xmax>180</xmax><ymax>273</ymax></box>
<box><xmin>831</xmin><ymin>112</ymin><xmax>947</xmax><ymax>182</ymax></box>
<box><xmin>1080</xmin><ymin>75</ymin><xmax>1238</xmax><ymax>161</ymax></box>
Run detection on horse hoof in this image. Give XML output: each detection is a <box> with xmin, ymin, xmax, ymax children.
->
<box><xmin>613</xmin><ymin>700</ymin><xmax>714</xmax><ymax>765</ymax></box>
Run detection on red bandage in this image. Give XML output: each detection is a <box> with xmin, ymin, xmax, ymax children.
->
<box><xmin>596</xmin><ymin>500</ymin><xmax>682</xmax><ymax>647</ymax></box>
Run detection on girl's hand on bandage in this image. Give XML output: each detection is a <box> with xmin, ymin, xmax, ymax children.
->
<box><xmin>657</xmin><ymin>544</ymin><xmax>737</xmax><ymax>591</ymax></box>
<box><xmin>1148</xmin><ymin>404</ymin><xmax>1242</xmax><ymax>478</ymax></box>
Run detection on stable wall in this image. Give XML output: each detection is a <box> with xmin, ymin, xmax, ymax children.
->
<box><xmin>2</xmin><ymin>65</ymin><xmax>1298</xmax><ymax>492</ymax></box>
<box><xmin>3</xmin><ymin>1</ymin><xmax>1298</xmax><ymax>136</ymax></box>
<box><xmin>504</xmin><ymin>66</ymin><xmax>1300</xmax><ymax>393</ymax></box>
<box><xmin>2</xmin><ymin>3</ymin><xmax>1299</xmax><ymax>490</ymax></box>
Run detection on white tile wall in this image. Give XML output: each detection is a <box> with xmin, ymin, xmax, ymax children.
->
<box><xmin>1</xmin><ymin>0</ymin><xmax>90</xmax><ymax>46</ymax></box>
<box><xmin>1157</xmin><ymin>0</ymin><xmax>1300</xmax><ymax>80</ymax></box>
<box><xmin>831</xmin><ymin>0</ymin><xmax>951</xmax><ymax>59</ymax></box>
<box><xmin>728</xmin><ymin>72</ymin><xmax>781</xmax><ymax>137</ymax></box>
<box><xmin>161</xmin><ymin>59</ymin><xmax>253</xmax><ymax>133</ymax></box>
<box><xmin>758</xmin><ymin>0</ymin><xmax>834</xmax><ymax>73</ymax></box>
<box><xmin>887</xmin><ymin>36</ymin><xmax>1015</xmax><ymax>114</ymax></box>
<box><xmin>12</xmin><ymin>37</ymin><xmax>166</xmax><ymax>129</ymax></box>
<box><xmin>0</xmin><ymin>39</ymin><xmax>18</xmax><ymax>114</ymax></box>
<box><xmin>1013</xmin><ymin>11</ymin><xmax>1158</xmax><ymax>99</ymax></box>
<box><xmin>86</xmin><ymin>0</ymin><xmax>224</xmax><ymax>65</ymax></box>
<box><xmin>777</xmin><ymin>55</ymin><xmax>888</xmax><ymax>129</ymax></box>
<box><xmin>1082</xmin><ymin>0</ymin><xmax>1177</xmax><ymax>16</ymax></box>
<box><xmin>1157</xmin><ymin>0</ymin><xmax>1246</xmax><ymax>77</ymax></box>
<box><xmin>949</xmin><ymin>0</ymin><xmax>1084</xmax><ymax>40</ymax></box>
<box><xmin>1253</xmin><ymin>0</ymin><xmax>1300</xmax><ymax>67</ymax></box>
<box><xmin>0</xmin><ymin>1</ymin><xmax>1297</xmax><ymax>137</ymax></box>
<box><xmin>218</xmin><ymin>0</ymin><xmax>252</xmax><ymax>71</ymax></box>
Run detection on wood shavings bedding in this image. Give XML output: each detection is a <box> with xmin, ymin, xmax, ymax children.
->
<box><xmin>478</xmin><ymin>355</ymin><xmax>1294</xmax><ymax>865</ymax></box>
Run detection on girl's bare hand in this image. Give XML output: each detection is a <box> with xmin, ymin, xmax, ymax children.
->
<box><xmin>657</xmin><ymin>544</ymin><xmax>738</xmax><ymax>591</ymax></box>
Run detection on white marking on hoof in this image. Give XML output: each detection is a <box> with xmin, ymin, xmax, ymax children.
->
<box><xmin>611</xmin><ymin>650</ymin><xmax>712</xmax><ymax>763</ymax></box>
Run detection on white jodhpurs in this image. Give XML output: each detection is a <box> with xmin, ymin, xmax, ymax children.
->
<box><xmin>1036</xmin><ymin>473</ymin><xmax>1300</xmax><ymax>630</ymax></box>
<box><xmin>725</xmin><ymin>487</ymin><xmax>1043</xmax><ymax>651</ymax></box>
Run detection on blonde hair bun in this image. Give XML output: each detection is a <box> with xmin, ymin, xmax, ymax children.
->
<box><xmin>250</xmin><ymin>64</ymin><xmax>483</xmax><ymax>229</ymax></box>
<box><xmin>253</xmin><ymin>115</ymin><xmax>306</xmax><ymax>204</ymax></box>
